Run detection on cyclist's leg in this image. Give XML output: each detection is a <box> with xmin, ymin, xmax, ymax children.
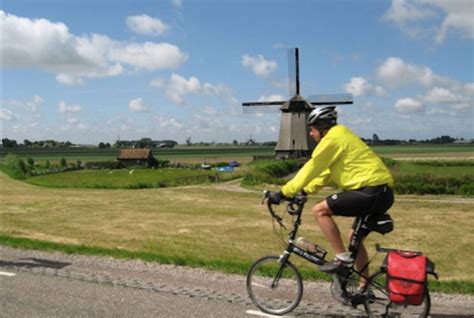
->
<box><xmin>348</xmin><ymin>229</ymin><xmax>369</xmax><ymax>288</ymax></box>
<box><xmin>319</xmin><ymin>188</ymin><xmax>384</xmax><ymax>273</ymax></box>
<box><xmin>312</xmin><ymin>200</ymin><xmax>346</xmax><ymax>255</ymax></box>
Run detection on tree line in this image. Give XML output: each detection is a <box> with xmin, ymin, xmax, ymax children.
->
<box><xmin>2</xmin><ymin>138</ymin><xmax>73</xmax><ymax>148</ymax></box>
<box><xmin>362</xmin><ymin>134</ymin><xmax>471</xmax><ymax>145</ymax></box>
<box><xmin>2</xmin><ymin>135</ymin><xmax>471</xmax><ymax>149</ymax></box>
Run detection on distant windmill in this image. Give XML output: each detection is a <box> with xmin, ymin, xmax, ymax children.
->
<box><xmin>243</xmin><ymin>48</ymin><xmax>353</xmax><ymax>159</ymax></box>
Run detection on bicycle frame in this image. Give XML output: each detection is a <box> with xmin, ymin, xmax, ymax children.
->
<box><xmin>279</xmin><ymin>201</ymin><xmax>327</xmax><ymax>267</ymax></box>
<box><xmin>270</xmin><ymin>194</ymin><xmax>368</xmax><ymax>270</ymax></box>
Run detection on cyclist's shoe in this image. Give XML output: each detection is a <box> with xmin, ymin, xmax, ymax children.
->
<box><xmin>361</xmin><ymin>289</ymin><xmax>376</xmax><ymax>302</ymax></box>
<box><xmin>351</xmin><ymin>288</ymin><xmax>375</xmax><ymax>307</ymax></box>
<box><xmin>320</xmin><ymin>259</ymin><xmax>353</xmax><ymax>274</ymax></box>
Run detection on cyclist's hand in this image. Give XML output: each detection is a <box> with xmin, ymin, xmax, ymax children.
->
<box><xmin>267</xmin><ymin>191</ymin><xmax>285</xmax><ymax>205</ymax></box>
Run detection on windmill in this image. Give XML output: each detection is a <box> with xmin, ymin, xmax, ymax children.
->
<box><xmin>242</xmin><ymin>48</ymin><xmax>353</xmax><ymax>159</ymax></box>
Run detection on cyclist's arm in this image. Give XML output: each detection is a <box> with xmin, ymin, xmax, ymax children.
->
<box><xmin>302</xmin><ymin>169</ymin><xmax>331</xmax><ymax>194</ymax></box>
<box><xmin>282</xmin><ymin>139</ymin><xmax>341</xmax><ymax>197</ymax></box>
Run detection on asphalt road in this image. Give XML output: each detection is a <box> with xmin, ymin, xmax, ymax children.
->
<box><xmin>0</xmin><ymin>271</ymin><xmax>249</xmax><ymax>318</ymax></box>
<box><xmin>1</xmin><ymin>246</ymin><xmax>473</xmax><ymax>317</ymax></box>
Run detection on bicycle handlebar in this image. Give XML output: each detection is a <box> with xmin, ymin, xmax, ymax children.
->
<box><xmin>261</xmin><ymin>190</ymin><xmax>307</xmax><ymax>229</ymax></box>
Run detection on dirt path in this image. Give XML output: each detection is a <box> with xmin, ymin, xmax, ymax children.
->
<box><xmin>211</xmin><ymin>179</ymin><xmax>474</xmax><ymax>205</ymax></box>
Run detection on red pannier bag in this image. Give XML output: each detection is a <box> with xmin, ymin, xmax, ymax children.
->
<box><xmin>386</xmin><ymin>251</ymin><xmax>427</xmax><ymax>305</ymax></box>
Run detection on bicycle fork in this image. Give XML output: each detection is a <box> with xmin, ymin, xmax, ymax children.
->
<box><xmin>270</xmin><ymin>251</ymin><xmax>292</xmax><ymax>288</ymax></box>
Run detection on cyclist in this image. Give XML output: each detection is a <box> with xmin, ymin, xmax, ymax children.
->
<box><xmin>268</xmin><ymin>106</ymin><xmax>394</xmax><ymax>288</ymax></box>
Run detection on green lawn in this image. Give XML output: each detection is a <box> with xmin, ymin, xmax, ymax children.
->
<box><xmin>397</xmin><ymin>161</ymin><xmax>474</xmax><ymax>177</ymax></box>
<box><xmin>372</xmin><ymin>144</ymin><xmax>474</xmax><ymax>154</ymax></box>
<box><xmin>24</xmin><ymin>168</ymin><xmax>239</xmax><ymax>189</ymax></box>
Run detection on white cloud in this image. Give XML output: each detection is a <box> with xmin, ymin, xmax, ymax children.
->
<box><xmin>56</xmin><ymin>74</ymin><xmax>85</xmax><ymax>86</ymax></box>
<box><xmin>464</xmin><ymin>83</ymin><xmax>474</xmax><ymax>95</ymax></box>
<box><xmin>110</xmin><ymin>42</ymin><xmax>187</xmax><ymax>71</ymax></box>
<box><xmin>395</xmin><ymin>97</ymin><xmax>424</xmax><ymax>113</ymax></box>
<box><xmin>430</xmin><ymin>0</ymin><xmax>474</xmax><ymax>43</ymax></box>
<box><xmin>172</xmin><ymin>0</ymin><xmax>183</xmax><ymax>9</ymax></box>
<box><xmin>376</xmin><ymin>57</ymin><xmax>451</xmax><ymax>88</ymax></box>
<box><xmin>241</xmin><ymin>54</ymin><xmax>278</xmax><ymax>78</ymax></box>
<box><xmin>450</xmin><ymin>102</ymin><xmax>471</xmax><ymax>112</ymax></box>
<box><xmin>382</xmin><ymin>0</ymin><xmax>474</xmax><ymax>43</ymax></box>
<box><xmin>67</xmin><ymin>117</ymin><xmax>79</xmax><ymax>125</ymax></box>
<box><xmin>128</xmin><ymin>98</ymin><xmax>148</xmax><ymax>112</ymax></box>
<box><xmin>0</xmin><ymin>109</ymin><xmax>14</xmax><ymax>121</ymax></box>
<box><xmin>58</xmin><ymin>101</ymin><xmax>81</xmax><ymax>113</ymax></box>
<box><xmin>257</xmin><ymin>94</ymin><xmax>286</xmax><ymax>102</ymax></box>
<box><xmin>153</xmin><ymin>115</ymin><xmax>183</xmax><ymax>129</ymax></box>
<box><xmin>423</xmin><ymin>87</ymin><xmax>460</xmax><ymax>104</ymax></box>
<box><xmin>0</xmin><ymin>11</ymin><xmax>187</xmax><ymax>85</ymax></box>
<box><xmin>25</xmin><ymin>95</ymin><xmax>44</xmax><ymax>112</ymax></box>
<box><xmin>383</xmin><ymin>0</ymin><xmax>435</xmax><ymax>24</ymax></box>
<box><xmin>375</xmin><ymin>57</ymin><xmax>473</xmax><ymax>115</ymax></box>
<box><xmin>150</xmin><ymin>73</ymin><xmax>226</xmax><ymax>105</ymax></box>
<box><xmin>126</xmin><ymin>15</ymin><xmax>169</xmax><ymax>36</ymax></box>
<box><xmin>344</xmin><ymin>77</ymin><xmax>386</xmax><ymax>97</ymax></box>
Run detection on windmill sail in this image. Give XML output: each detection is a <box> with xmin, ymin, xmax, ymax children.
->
<box><xmin>308</xmin><ymin>93</ymin><xmax>353</xmax><ymax>105</ymax></box>
<box><xmin>288</xmin><ymin>47</ymin><xmax>300</xmax><ymax>97</ymax></box>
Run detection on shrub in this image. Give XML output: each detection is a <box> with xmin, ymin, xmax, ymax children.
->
<box><xmin>27</xmin><ymin>157</ymin><xmax>35</xmax><ymax>169</ymax></box>
<box><xmin>411</xmin><ymin>160</ymin><xmax>474</xmax><ymax>167</ymax></box>
<box><xmin>241</xmin><ymin>160</ymin><xmax>298</xmax><ymax>186</ymax></box>
<box><xmin>16</xmin><ymin>159</ymin><xmax>28</xmax><ymax>174</ymax></box>
<box><xmin>459</xmin><ymin>183</ymin><xmax>474</xmax><ymax>196</ymax></box>
<box><xmin>128</xmin><ymin>182</ymin><xmax>153</xmax><ymax>189</ymax></box>
<box><xmin>84</xmin><ymin>161</ymin><xmax>123</xmax><ymax>170</ymax></box>
<box><xmin>381</xmin><ymin>157</ymin><xmax>398</xmax><ymax>169</ymax></box>
<box><xmin>1</xmin><ymin>154</ymin><xmax>26</xmax><ymax>180</ymax></box>
<box><xmin>394</xmin><ymin>174</ymin><xmax>473</xmax><ymax>195</ymax></box>
<box><xmin>156</xmin><ymin>159</ymin><xmax>170</xmax><ymax>168</ymax></box>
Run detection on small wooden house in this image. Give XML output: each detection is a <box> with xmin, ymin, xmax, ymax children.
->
<box><xmin>117</xmin><ymin>148</ymin><xmax>158</xmax><ymax>168</ymax></box>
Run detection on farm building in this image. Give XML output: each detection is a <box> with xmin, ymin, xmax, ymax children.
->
<box><xmin>117</xmin><ymin>148</ymin><xmax>158</xmax><ymax>168</ymax></box>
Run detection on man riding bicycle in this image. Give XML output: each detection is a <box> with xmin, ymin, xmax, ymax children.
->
<box><xmin>268</xmin><ymin>106</ymin><xmax>394</xmax><ymax>289</ymax></box>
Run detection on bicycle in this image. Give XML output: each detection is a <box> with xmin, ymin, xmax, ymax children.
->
<box><xmin>246</xmin><ymin>190</ymin><xmax>438</xmax><ymax>317</ymax></box>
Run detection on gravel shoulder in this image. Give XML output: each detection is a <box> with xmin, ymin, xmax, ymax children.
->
<box><xmin>1</xmin><ymin>246</ymin><xmax>473</xmax><ymax>317</ymax></box>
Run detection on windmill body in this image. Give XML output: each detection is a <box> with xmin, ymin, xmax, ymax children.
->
<box><xmin>242</xmin><ymin>48</ymin><xmax>353</xmax><ymax>159</ymax></box>
<box><xmin>275</xmin><ymin>95</ymin><xmax>316</xmax><ymax>159</ymax></box>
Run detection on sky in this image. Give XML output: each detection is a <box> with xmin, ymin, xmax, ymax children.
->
<box><xmin>1</xmin><ymin>0</ymin><xmax>473</xmax><ymax>145</ymax></box>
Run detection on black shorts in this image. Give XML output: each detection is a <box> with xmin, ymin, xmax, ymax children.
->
<box><xmin>326</xmin><ymin>185</ymin><xmax>394</xmax><ymax>217</ymax></box>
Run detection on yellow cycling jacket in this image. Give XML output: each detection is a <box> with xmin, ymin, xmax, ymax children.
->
<box><xmin>281</xmin><ymin>125</ymin><xmax>394</xmax><ymax>197</ymax></box>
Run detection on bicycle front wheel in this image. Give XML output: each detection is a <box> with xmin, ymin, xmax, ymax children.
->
<box><xmin>364</xmin><ymin>270</ymin><xmax>431</xmax><ymax>318</ymax></box>
<box><xmin>246</xmin><ymin>255</ymin><xmax>303</xmax><ymax>315</ymax></box>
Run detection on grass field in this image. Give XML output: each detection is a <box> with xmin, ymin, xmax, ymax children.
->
<box><xmin>371</xmin><ymin>144</ymin><xmax>474</xmax><ymax>155</ymax></box>
<box><xmin>0</xmin><ymin>146</ymin><xmax>276</xmax><ymax>164</ymax></box>
<box><xmin>0</xmin><ymin>172</ymin><xmax>473</xmax><ymax>293</ymax></box>
<box><xmin>23</xmin><ymin>168</ymin><xmax>241</xmax><ymax>189</ymax></box>
<box><xmin>14</xmin><ymin>159</ymin><xmax>472</xmax><ymax>195</ymax></box>
<box><xmin>395</xmin><ymin>161</ymin><xmax>474</xmax><ymax>177</ymax></box>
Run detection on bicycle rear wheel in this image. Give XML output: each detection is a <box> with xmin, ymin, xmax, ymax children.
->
<box><xmin>364</xmin><ymin>270</ymin><xmax>431</xmax><ymax>317</ymax></box>
<box><xmin>246</xmin><ymin>255</ymin><xmax>303</xmax><ymax>315</ymax></box>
